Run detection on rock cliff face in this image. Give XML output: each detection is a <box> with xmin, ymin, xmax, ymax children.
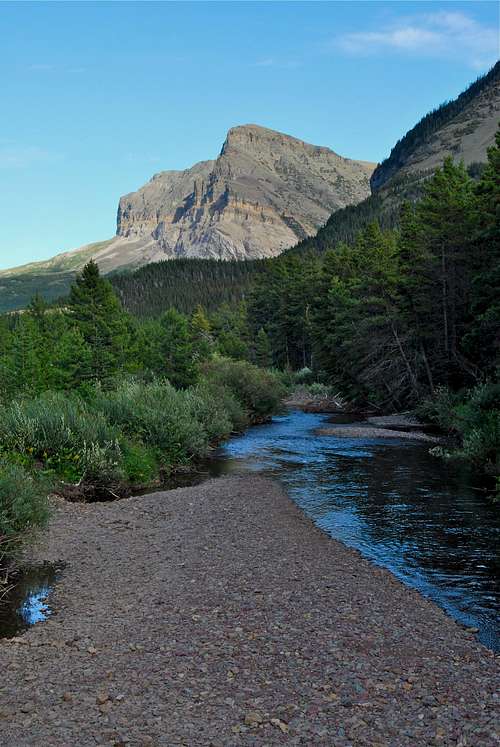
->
<box><xmin>115</xmin><ymin>124</ymin><xmax>375</xmax><ymax>260</ymax></box>
<box><xmin>0</xmin><ymin>125</ymin><xmax>374</xmax><ymax>311</ymax></box>
<box><xmin>371</xmin><ymin>62</ymin><xmax>500</xmax><ymax>191</ymax></box>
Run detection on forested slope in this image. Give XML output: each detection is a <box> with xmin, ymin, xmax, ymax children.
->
<box><xmin>371</xmin><ymin>61</ymin><xmax>500</xmax><ymax>190</ymax></box>
<box><xmin>111</xmin><ymin>258</ymin><xmax>265</xmax><ymax>316</ymax></box>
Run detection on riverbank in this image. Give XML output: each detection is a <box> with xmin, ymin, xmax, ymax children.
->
<box><xmin>284</xmin><ymin>387</ymin><xmax>345</xmax><ymax>413</ymax></box>
<box><xmin>1</xmin><ymin>476</ymin><xmax>498</xmax><ymax>746</ymax></box>
<box><xmin>315</xmin><ymin>425</ymin><xmax>441</xmax><ymax>443</ymax></box>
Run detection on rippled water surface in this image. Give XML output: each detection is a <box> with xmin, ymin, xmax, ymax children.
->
<box><xmin>214</xmin><ymin>410</ymin><xmax>500</xmax><ymax>651</ymax></box>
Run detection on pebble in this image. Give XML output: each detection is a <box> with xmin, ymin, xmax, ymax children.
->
<box><xmin>0</xmin><ymin>476</ymin><xmax>497</xmax><ymax>746</ymax></box>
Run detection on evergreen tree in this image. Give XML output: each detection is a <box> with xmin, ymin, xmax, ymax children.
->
<box><xmin>160</xmin><ymin>308</ymin><xmax>198</xmax><ymax>388</ymax></box>
<box><xmin>254</xmin><ymin>328</ymin><xmax>272</xmax><ymax>368</ymax></box>
<box><xmin>211</xmin><ymin>303</ymin><xmax>250</xmax><ymax>361</ymax></box>
<box><xmin>190</xmin><ymin>306</ymin><xmax>213</xmax><ymax>362</ymax></box>
<box><xmin>465</xmin><ymin>127</ymin><xmax>500</xmax><ymax>374</ymax></box>
<box><xmin>68</xmin><ymin>260</ymin><xmax>130</xmax><ymax>384</ymax></box>
<box><xmin>411</xmin><ymin>158</ymin><xmax>476</xmax><ymax>383</ymax></box>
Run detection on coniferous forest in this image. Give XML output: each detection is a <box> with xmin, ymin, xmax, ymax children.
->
<box><xmin>3</xmin><ymin>4</ymin><xmax>500</xmax><ymax>742</ymax></box>
<box><xmin>1</xmin><ymin>130</ymin><xmax>499</xmax><ymax>554</ymax></box>
<box><xmin>247</xmin><ymin>136</ymin><xmax>500</xmax><ymax>489</ymax></box>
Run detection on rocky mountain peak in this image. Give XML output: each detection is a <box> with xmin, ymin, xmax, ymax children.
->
<box><xmin>115</xmin><ymin>124</ymin><xmax>375</xmax><ymax>261</ymax></box>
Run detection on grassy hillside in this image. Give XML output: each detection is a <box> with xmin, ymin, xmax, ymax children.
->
<box><xmin>0</xmin><ymin>240</ymin><xmax>114</xmax><ymax>313</ymax></box>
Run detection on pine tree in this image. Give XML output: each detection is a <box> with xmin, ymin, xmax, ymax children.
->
<box><xmin>190</xmin><ymin>306</ymin><xmax>213</xmax><ymax>362</ymax></box>
<box><xmin>211</xmin><ymin>303</ymin><xmax>250</xmax><ymax>361</ymax></box>
<box><xmin>465</xmin><ymin>126</ymin><xmax>500</xmax><ymax>373</ymax></box>
<box><xmin>68</xmin><ymin>260</ymin><xmax>130</xmax><ymax>384</ymax></box>
<box><xmin>160</xmin><ymin>308</ymin><xmax>197</xmax><ymax>388</ymax></box>
<box><xmin>254</xmin><ymin>328</ymin><xmax>272</xmax><ymax>368</ymax></box>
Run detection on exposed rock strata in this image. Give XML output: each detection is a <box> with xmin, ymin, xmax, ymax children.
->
<box><xmin>116</xmin><ymin>124</ymin><xmax>375</xmax><ymax>261</ymax></box>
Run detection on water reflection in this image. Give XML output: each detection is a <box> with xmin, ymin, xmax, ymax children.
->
<box><xmin>215</xmin><ymin>410</ymin><xmax>500</xmax><ymax>651</ymax></box>
<box><xmin>0</xmin><ymin>564</ymin><xmax>59</xmax><ymax>638</ymax></box>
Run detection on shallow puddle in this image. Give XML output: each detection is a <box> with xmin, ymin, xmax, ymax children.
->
<box><xmin>0</xmin><ymin>563</ymin><xmax>61</xmax><ymax>639</ymax></box>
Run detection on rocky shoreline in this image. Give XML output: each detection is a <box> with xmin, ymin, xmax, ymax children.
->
<box><xmin>315</xmin><ymin>425</ymin><xmax>442</xmax><ymax>443</ymax></box>
<box><xmin>0</xmin><ymin>476</ymin><xmax>498</xmax><ymax>746</ymax></box>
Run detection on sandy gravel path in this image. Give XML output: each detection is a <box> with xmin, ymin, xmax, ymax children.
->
<box><xmin>0</xmin><ymin>476</ymin><xmax>498</xmax><ymax>746</ymax></box>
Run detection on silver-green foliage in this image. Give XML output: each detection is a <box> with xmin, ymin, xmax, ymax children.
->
<box><xmin>0</xmin><ymin>392</ymin><xmax>122</xmax><ymax>484</ymax></box>
<box><xmin>0</xmin><ymin>460</ymin><xmax>49</xmax><ymax>557</ymax></box>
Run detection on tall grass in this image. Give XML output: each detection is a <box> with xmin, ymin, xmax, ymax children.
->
<box><xmin>0</xmin><ymin>460</ymin><xmax>49</xmax><ymax>559</ymax></box>
<box><xmin>0</xmin><ymin>359</ymin><xmax>284</xmax><ymax>493</ymax></box>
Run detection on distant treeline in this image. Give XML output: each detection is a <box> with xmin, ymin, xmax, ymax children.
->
<box><xmin>111</xmin><ymin>257</ymin><xmax>266</xmax><ymax>317</ymax></box>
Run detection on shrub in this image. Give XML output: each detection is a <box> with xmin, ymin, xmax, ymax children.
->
<box><xmin>416</xmin><ymin>386</ymin><xmax>463</xmax><ymax>430</ymax></box>
<box><xmin>91</xmin><ymin>379</ymin><xmax>209</xmax><ymax>464</ymax></box>
<box><xmin>426</xmin><ymin>383</ymin><xmax>500</xmax><ymax>486</ymax></box>
<box><xmin>0</xmin><ymin>460</ymin><xmax>49</xmax><ymax>558</ymax></box>
<box><xmin>0</xmin><ymin>391</ymin><xmax>122</xmax><ymax>485</ymax></box>
<box><xmin>121</xmin><ymin>442</ymin><xmax>159</xmax><ymax>484</ymax></box>
<box><xmin>203</xmin><ymin>358</ymin><xmax>285</xmax><ymax>422</ymax></box>
<box><xmin>294</xmin><ymin>367</ymin><xmax>314</xmax><ymax>385</ymax></box>
<box><xmin>190</xmin><ymin>379</ymin><xmax>250</xmax><ymax>438</ymax></box>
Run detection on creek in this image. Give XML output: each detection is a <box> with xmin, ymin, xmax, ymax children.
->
<box><xmin>2</xmin><ymin>409</ymin><xmax>498</xmax><ymax>651</ymax></box>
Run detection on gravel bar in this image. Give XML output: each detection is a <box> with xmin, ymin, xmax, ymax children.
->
<box><xmin>0</xmin><ymin>476</ymin><xmax>498</xmax><ymax>746</ymax></box>
<box><xmin>315</xmin><ymin>426</ymin><xmax>441</xmax><ymax>443</ymax></box>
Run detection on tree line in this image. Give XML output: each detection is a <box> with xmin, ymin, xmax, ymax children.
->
<box><xmin>0</xmin><ymin>259</ymin><xmax>274</xmax><ymax>401</ymax></box>
<box><xmin>111</xmin><ymin>257</ymin><xmax>265</xmax><ymax>317</ymax></box>
<box><xmin>248</xmin><ymin>133</ymin><xmax>499</xmax><ymax>407</ymax></box>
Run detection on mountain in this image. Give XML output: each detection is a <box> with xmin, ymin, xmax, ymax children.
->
<box><xmin>0</xmin><ymin>125</ymin><xmax>374</xmax><ymax>312</ymax></box>
<box><xmin>371</xmin><ymin>61</ymin><xmax>500</xmax><ymax>191</ymax></box>
<box><xmin>289</xmin><ymin>62</ymin><xmax>500</xmax><ymax>258</ymax></box>
<box><xmin>115</xmin><ymin>125</ymin><xmax>374</xmax><ymax>261</ymax></box>
<box><xmin>2</xmin><ymin>62</ymin><xmax>499</xmax><ymax>316</ymax></box>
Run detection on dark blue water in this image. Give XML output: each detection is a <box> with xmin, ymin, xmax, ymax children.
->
<box><xmin>215</xmin><ymin>410</ymin><xmax>500</xmax><ymax>651</ymax></box>
<box><xmin>0</xmin><ymin>564</ymin><xmax>58</xmax><ymax>638</ymax></box>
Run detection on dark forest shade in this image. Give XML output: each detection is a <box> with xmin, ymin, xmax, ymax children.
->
<box><xmin>111</xmin><ymin>258</ymin><xmax>266</xmax><ymax>317</ymax></box>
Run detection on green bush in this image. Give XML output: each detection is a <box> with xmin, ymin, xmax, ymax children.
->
<box><xmin>189</xmin><ymin>380</ymin><xmax>248</xmax><ymax>437</ymax></box>
<box><xmin>0</xmin><ymin>460</ymin><xmax>49</xmax><ymax>558</ymax></box>
<box><xmin>0</xmin><ymin>391</ymin><xmax>122</xmax><ymax>485</ymax></box>
<box><xmin>426</xmin><ymin>383</ymin><xmax>500</xmax><ymax>486</ymax></box>
<box><xmin>416</xmin><ymin>386</ymin><xmax>463</xmax><ymax>430</ymax></box>
<box><xmin>91</xmin><ymin>379</ymin><xmax>209</xmax><ymax>464</ymax></box>
<box><xmin>204</xmin><ymin>358</ymin><xmax>285</xmax><ymax>422</ymax></box>
<box><xmin>121</xmin><ymin>442</ymin><xmax>159</xmax><ymax>484</ymax></box>
<box><xmin>294</xmin><ymin>367</ymin><xmax>315</xmax><ymax>385</ymax></box>
<box><xmin>0</xmin><ymin>363</ymin><xmax>285</xmax><ymax>498</ymax></box>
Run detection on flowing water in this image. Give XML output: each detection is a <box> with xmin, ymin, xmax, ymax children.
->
<box><xmin>2</xmin><ymin>410</ymin><xmax>498</xmax><ymax>651</ymax></box>
<box><xmin>212</xmin><ymin>410</ymin><xmax>500</xmax><ymax>651</ymax></box>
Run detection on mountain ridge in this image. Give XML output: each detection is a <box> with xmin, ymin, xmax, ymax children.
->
<box><xmin>1</xmin><ymin>62</ymin><xmax>499</xmax><ymax>315</ymax></box>
<box><xmin>371</xmin><ymin>61</ymin><xmax>500</xmax><ymax>191</ymax></box>
<box><xmin>115</xmin><ymin>123</ymin><xmax>374</xmax><ymax>262</ymax></box>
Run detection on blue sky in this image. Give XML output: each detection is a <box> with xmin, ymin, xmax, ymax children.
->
<box><xmin>1</xmin><ymin>0</ymin><xmax>498</xmax><ymax>270</ymax></box>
